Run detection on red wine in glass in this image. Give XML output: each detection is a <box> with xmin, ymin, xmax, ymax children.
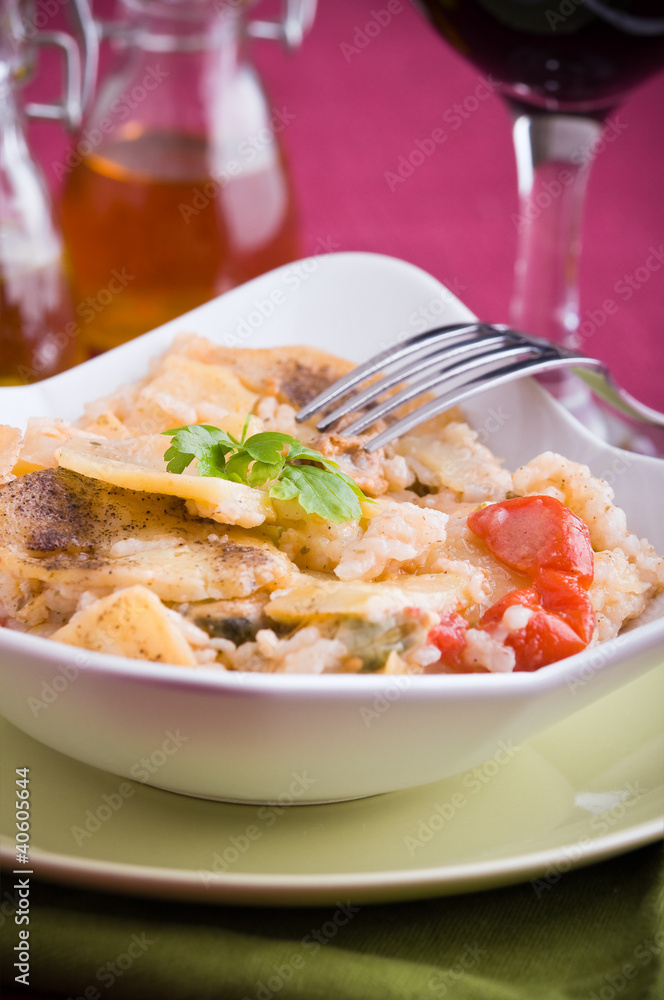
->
<box><xmin>416</xmin><ymin>0</ymin><xmax>664</xmax><ymax>442</ymax></box>
<box><xmin>417</xmin><ymin>0</ymin><xmax>664</xmax><ymax>114</ymax></box>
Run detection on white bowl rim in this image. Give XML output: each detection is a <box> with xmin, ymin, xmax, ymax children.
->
<box><xmin>1</xmin><ymin>250</ymin><xmax>663</xmax><ymax>701</ymax></box>
<box><xmin>3</xmin><ymin>612</ymin><xmax>664</xmax><ymax>697</ymax></box>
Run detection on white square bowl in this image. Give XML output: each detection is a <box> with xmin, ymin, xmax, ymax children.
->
<box><xmin>1</xmin><ymin>251</ymin><xmax>663</xmax><ymax>803</ymax></box>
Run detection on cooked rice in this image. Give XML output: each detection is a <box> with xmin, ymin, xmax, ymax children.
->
<box><xmin>1</xmin><ymin>339</ymin><xmax>662</xmax><ymax>674</ymax></box>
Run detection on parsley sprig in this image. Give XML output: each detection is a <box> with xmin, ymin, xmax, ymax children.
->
<box><xmin>162</xmin><ymin>417</ymin><xmax>369</xmax><ymax>523</ymax></box>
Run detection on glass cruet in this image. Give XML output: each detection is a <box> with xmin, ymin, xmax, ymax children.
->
<box><xmin>0</xmin><ymin>0</ymin><xmax>94</xmax><ymax>385</ymax></box>
<box><xmin>59</xmin><ymin>0</ymin><xmax>316</xmax><ymax>357</ymax></box>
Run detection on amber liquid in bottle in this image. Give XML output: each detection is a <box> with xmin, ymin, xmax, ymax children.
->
<box><xmin>0</xmin><ymin>258</ymin><xmax>79</xmax><ymax>386</ymax></box>
<box><xmin>60</xmin><ymin>130</ymin><xmax>300</xmax><ymax>355</ymax></box>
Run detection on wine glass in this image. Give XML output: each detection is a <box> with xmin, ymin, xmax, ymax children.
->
<box><xmin>414</xmin><ymin>0</ymin><xmax>664</xmax><ymax>444</ymax></box>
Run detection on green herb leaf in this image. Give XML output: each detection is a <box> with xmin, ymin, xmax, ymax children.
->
<box><xmin>162</xmin><ymin>425</ymin><xmax>235</xmax><ymax>474</ymax></box>
<box><xmin>248</xmin><ymin>459</ymin><xmax>285</xmax><ymax>488</ymax></box>
<box><xmin>162</xmin><ymin>444</ymin><xmax>195</xmax><ymax>475</ymax></box>
<box><xmin>162</xmin><ymin>419</ymin><xmax>371</xmax><ymax>523</ymax></box>
<box><xmin>223</xmin><ymin>451</ymin><xmax>254</xmax><ymax>483</ymax></box>
<box><xmin>284</xmin><ymin>439</ymin><xmax>339</xmax><ymax>468</ymax></box>
<box><xmin>243</xmin><ymin>432</ymin><xmax>293</xmax><ymax>464</ymax></box>
<box><xmin>195</xmin><ymin>445</ymin><xmax>228</xmax><ymax>478</ymax></box>
<box><xmin>280</xmin><ymin>465</ymin><xmax>363</xmax><ymax>523</ymax></box>
<box><xmin>267</xmin><ymin>477</ymin><xmax>299</xmax><ymax>501</ymax></box>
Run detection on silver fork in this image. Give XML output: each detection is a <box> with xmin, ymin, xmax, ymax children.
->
<box><xmin>295</xmin><ymin>322</ymin><xmax>664</xmax><ymax>451</ymax></box>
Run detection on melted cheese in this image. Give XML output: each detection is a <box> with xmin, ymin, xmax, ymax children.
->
<box><xmin>51</xmin><ymin>586</ymin><xmax>198</xmax><ymax>665</ymax></box>
<box><xmin>57</xmin><ymin>436</ymin><xmax>273</xmax><ymax>528</ymax></box>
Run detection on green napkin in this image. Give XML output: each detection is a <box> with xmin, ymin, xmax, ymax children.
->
<box><xmin>2</xmin><ymin>842</ymin><xmax>662</xmax><ymax>1000</ymax></box>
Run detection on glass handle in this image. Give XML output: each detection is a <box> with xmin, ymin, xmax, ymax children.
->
<box><xmin>66</xmin><ymin>0</ymin><xmax>99</xmax><ymax>112</ymax></box>
<box><xmin>23</xmin><ymin>0</ymin><xmax>97</xmax><ymax>130</ymax></box>
<box><xmin>248</xmin><ymin>0</ymin><xmax>318</xmax><ymax>50</ymax></box>
<box><xmin>509</xmin><ymin>111</ymin><xmax>603</xmax><ymax>349</ymax></box>
<box><xmin>24</xmin><ymin>30</ymin><xmax>83</xmax><ymax>129</ymax></box>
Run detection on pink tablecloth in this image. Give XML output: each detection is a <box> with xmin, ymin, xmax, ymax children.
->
<box><xmin>4</xmin><ymin>6</ymin><xmax>664</xmax><ymax>999</ymax></box>
<box><xmin>23</xmin><ymin>0</ymin><xmax>664</xmax><ymax>410</ymax></box>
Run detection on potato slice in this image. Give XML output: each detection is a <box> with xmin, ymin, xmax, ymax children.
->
<box><xmin>57</xmin><ymin>437</ymin><xmax>273</xmax><ymax>528</ymax></box>
<box><xmin>154</xmin><ymin>355</ymin><xmax>258</xmax><ymax>411</ymax></box>
<box><xmin>120</xmin><ymin>355</ymin><xmax>259</xmax><ymax>434</ymax></box>
<box><xmin>266</xmin><ymin>573</ymin><xmax>474</xmax><ymax>624</ymax></box>
<box><xmin>79</xmin><ymin>410</ymin><xmax>131</xmax><ymax>439</ymax></box>
<box><xmin>1</xmin><ymin>426</ymin><xmax>22</xmax><ymax>484</ymax></box>
<box><xmin>51</xmin><ymin>586</ymin><xmax>197</xmax><ymax>666</ymax></box>
<box><xmin>395</xmin><ymin>424</ymin><xmax>511</xmax><ymax>503</ymax></box>
<box><xmin>165</xmin><ymin>338</ymin><xmax>353</xmax><ymax>406</ymax></box>
<box><xmin>0</xmin><ymin>468</ymin><xmax>295</xmax><ymax>604</ymax></box>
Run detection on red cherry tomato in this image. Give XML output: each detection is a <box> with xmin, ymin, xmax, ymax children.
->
<box><xmin>463</xmin><ymin>495</ymin><xmax>595</xmax><ymax>672</ymax></box>
<box><xmin>479</xmin><ymin>586</ymin><xmax>540</xmax><ymax>626</ymax></box>
<box><xmin>427</xmin><ymin>611</ymin><xmax>469</xmax><ymax>673</ymax></box>
<box><xmin>467</xmin><ymin>495</ymin><xmax>593</xmax><ymax>586</ymax></box>
<box><xmin>535</xmin><ymin>568</ymin><xmax>595</xmax><ymax>644</ymax></box>
<box><xmin>478</xmin><ymin>587</ymin><xmax>588</xmax><ymax>672</ymax></box>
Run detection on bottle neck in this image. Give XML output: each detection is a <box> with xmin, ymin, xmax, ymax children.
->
<box><xmin>1</xmin><ymin>89</ymin><xmax>64</xmax><ymax>287</ymax></box>
<box><xmin>114</xmin><ymin>0</ymin><xmax>246</xmax><ymax>53</ymax></box>
<box><xmin>79</xmin><ymin>0</ymin><xmax>265</xmax><ymax>175</ymax></box>
<box><xmin>1</xmin><ymin>88</ymin><xmax>47</xmax><ymax>230</ymax></box>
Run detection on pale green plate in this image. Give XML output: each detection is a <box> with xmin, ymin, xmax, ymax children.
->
<box><xmin>1</xmin><ymin>663</ymin><xmax>662</xmax><ymax>907</ymax></box>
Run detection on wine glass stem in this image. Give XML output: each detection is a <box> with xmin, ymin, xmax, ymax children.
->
<box><xmin>509</xmin><ymin>111</ymin><xmax>603</xmax><ymax>350</ymax></box>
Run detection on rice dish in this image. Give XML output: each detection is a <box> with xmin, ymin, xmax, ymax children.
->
<box><xmin>1</xmin><ymin>335</ymin><xmax>662</xmax><ymax>675</ymax></box>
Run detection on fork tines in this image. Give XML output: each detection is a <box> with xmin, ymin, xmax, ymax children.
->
<box><xmin>296</xmin><ymin>322</ymin><xmax>591</xmax><ymax>452</ymax></box>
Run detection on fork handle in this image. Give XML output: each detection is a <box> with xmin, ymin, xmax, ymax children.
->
<box><xmin>573</xmin><ymin>368</ymin><xmax>664</xmax><ymax>429</ymax></box>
